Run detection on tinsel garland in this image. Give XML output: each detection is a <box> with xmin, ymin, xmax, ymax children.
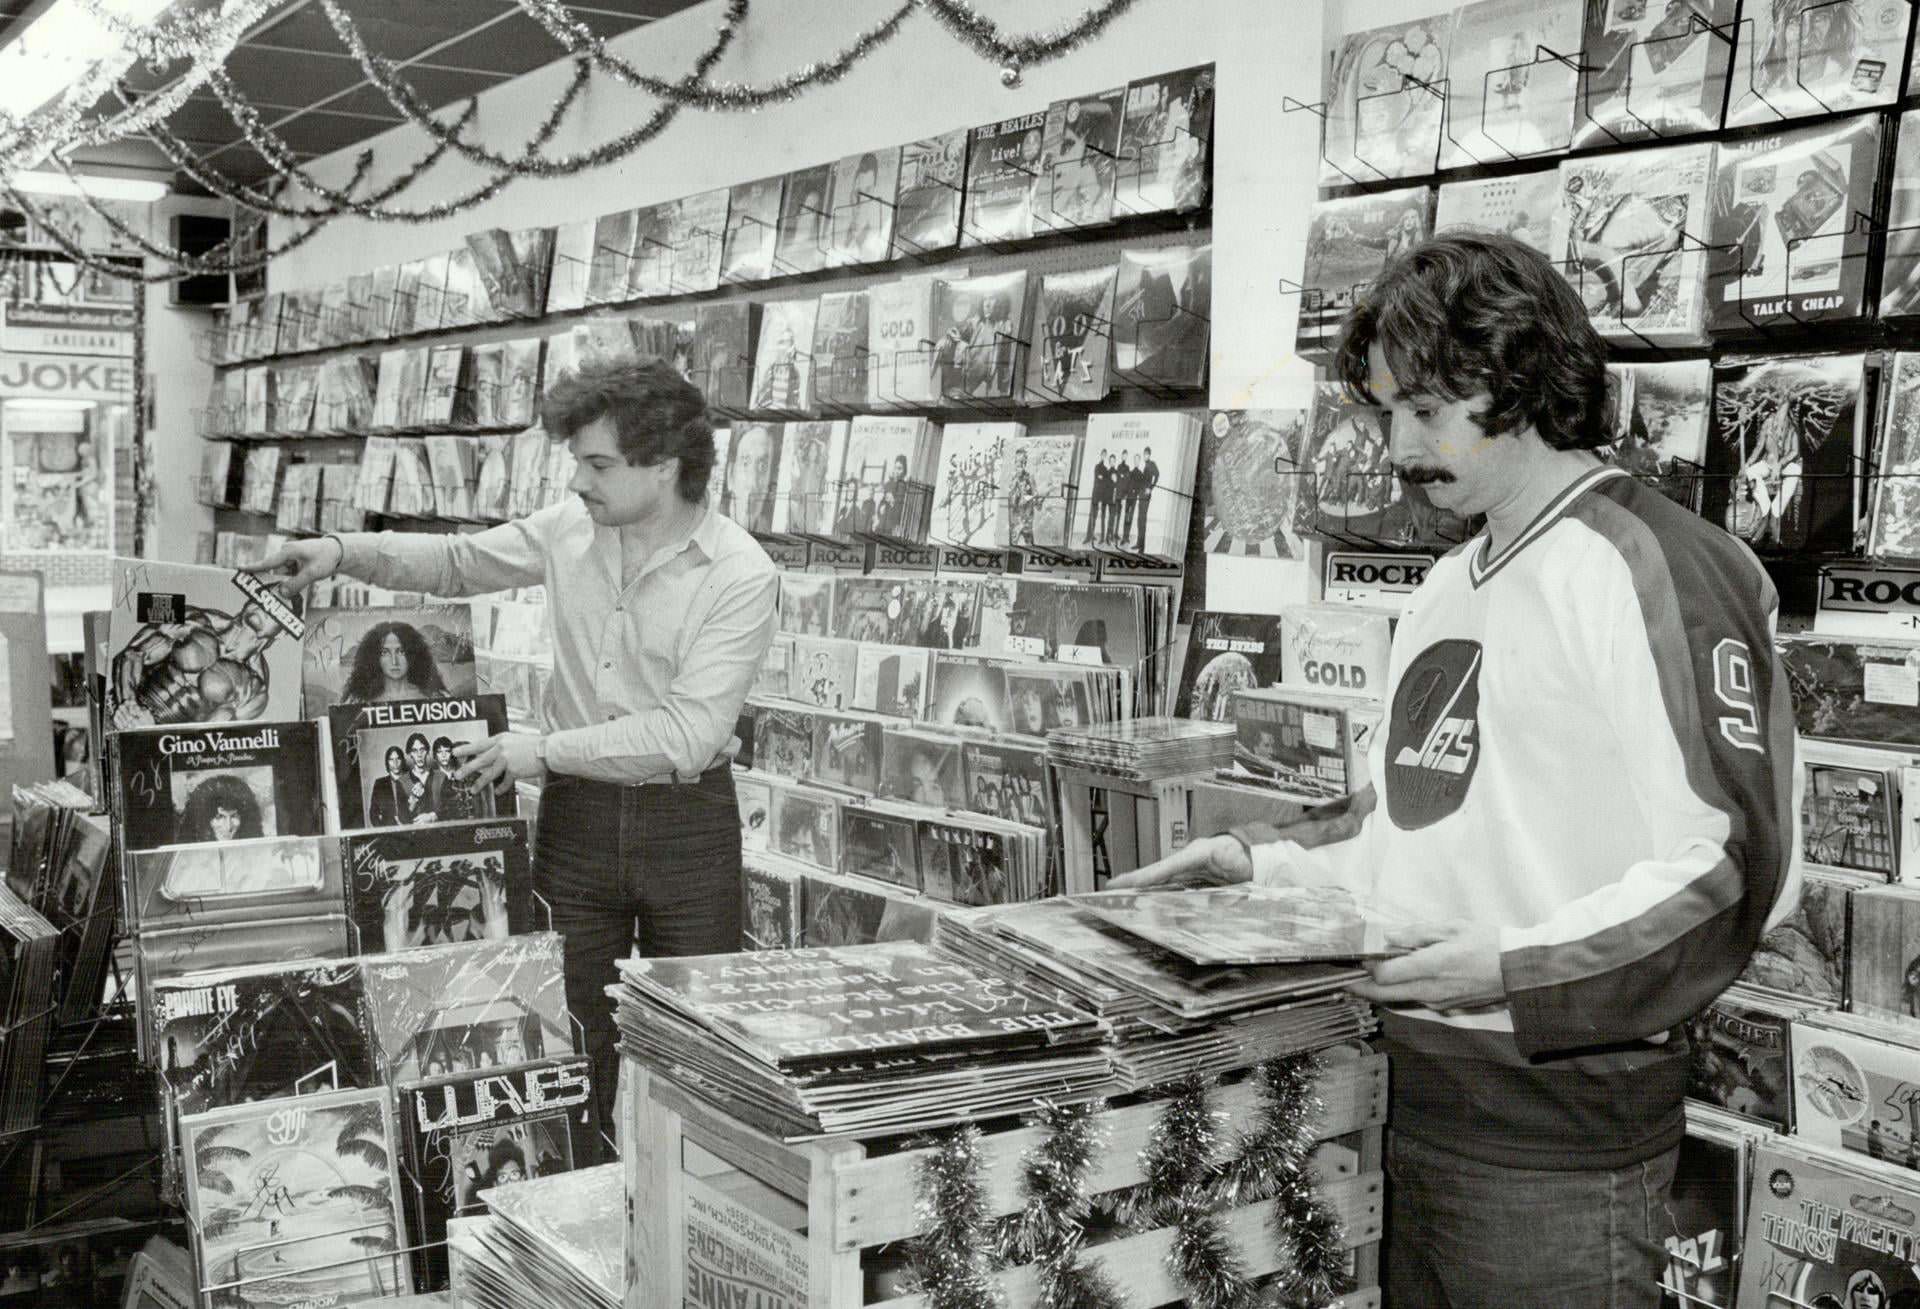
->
<box><xmin>1130</xmin><ymin>1075</ymin><xmax>1252</xmax><ymax>1309</ymax></box>
<box><xmin>922</xmin><ymin>0</ymin><xmax>1147</xmax><ymax>85</ymax></box>
<box><xmin>1245</xmin><ymin>1056</ymin><xmax>1351</xmax><ymax>1309</ymax></box>
<box><xmin>1002</xmin><ymin>1101</ymin><xmax>1127</xmax><ymax>1309</ymax></box>
<box><xmin>907</xmin><ymin>1126</ymin><xmax>1005</xmax><ymax>1309</ymax></box>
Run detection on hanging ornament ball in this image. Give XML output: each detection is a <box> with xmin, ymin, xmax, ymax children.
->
<box><xmin>1001</xmin><ymin>62</ymin><xmax>1022</xmax><ymax>88</ymax></box>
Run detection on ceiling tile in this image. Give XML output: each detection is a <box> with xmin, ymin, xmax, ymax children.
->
<box><xmin>320</xmin><ymin>65</ymin><xmax>506</xmax><ymax>119</ymax></box>
<box><xmin>255</xmin><ymin>0</ymin><xmax>520</xmax><ymax>65</ymax></box>
<box><xmin>417</xmin><ymin>10</ymin><xmax>608</xmax><ymax>77</ymax></box>
<box><xmin>161</xmin><ymin>95</ymin><xmax>249</xmax><ymax>148</ymax></box>
<box><xmin>248</xmin><ymin>108</ymin><xmax>388</xmax><ymax>156</ymax></box>
<box><xmin>225</xmin><ymin>43</ymin><xmax>366</xmax><ymax>105</ymax></box>
<box><xmin>569</xmin><ymin>0</ymin><xmax>706</xmax><ymax>18</ymax></box>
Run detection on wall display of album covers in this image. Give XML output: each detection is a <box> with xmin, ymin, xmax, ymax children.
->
<box><xmin>1605</xmin><ymin>359</ymin><xmax>1711</xmax><ymax>511</ymax></box>
<box><xmin>1725</xmin><ymin>0</ymin><xmax>1913</xmax><ymax>128</ymax></box>
<box><xmin>1439</xmin><ymin>0</ymin><xmax>1581</xmax><ymax>170</ymax></box>
<box><xmin>1870</xmin><ymin>353</ymin><xmax>1920</xmax><ymax>562</ymax></box>
<box><xmin>1115</xmin><ymin>63</ymin><xmax>1215</xmax><ymax>216</ymax></box>
<box><xmin>1296</xmin><ymin>188</ymin><xmax>1432</xmax><ymax>361</ymax></box>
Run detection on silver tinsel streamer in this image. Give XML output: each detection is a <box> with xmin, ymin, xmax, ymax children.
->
<box><xmin>1249</xmin><ymin>1056</ymin><xmax>1350</xmax><ymax>1309</ymax></box>
<box><xmin>1131</xmin><ymin>1075</ymin><xmax>1253</xmax><ymax>1309</ymax></box>
<box><xmin>908</xmin><ymin>1126</ymin><xmax>1005</xmax><ymax>1309</ymax></box>
<box><xmin>1004</xmin><ymin>1101</ymin><xmax>1127</xmax><ymax>1309</ymax></box>
<box><xmin>920</xmin><ymin>0</ymin><xmax>1146</xmax><ymax>66</ymax></box>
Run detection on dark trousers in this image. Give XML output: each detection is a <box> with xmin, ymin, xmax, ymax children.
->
<box><xmin>534</xmin><ymin>767</ymin><xmax>742</xmax><ymax>1143</ymax></box>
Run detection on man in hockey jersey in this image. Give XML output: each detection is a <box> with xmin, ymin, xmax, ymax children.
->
<box><xmin>1112</xmin><ymin>232</ymin><xmax>1798</xmax><ymax>1306</ymax></box>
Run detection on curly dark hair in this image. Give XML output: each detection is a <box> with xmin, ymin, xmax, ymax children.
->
<box><xmin>539</xmin><ymin>355</ymin><xmax>715</xmax><ymax>503</ymax></box>
<box><xmin>341</xmin><ymin>620</ymin><xmax>448</xmax><ymax>703</ymax></box>
<box><xmin>1334</xmin><ymin>231</ymin><xmax>1611</xmax><ymax>452</ymax></box>
<box><xmin>177</xmin><ymin>772</ymin><xmax>264</xmax><ymax>842</ymax></box>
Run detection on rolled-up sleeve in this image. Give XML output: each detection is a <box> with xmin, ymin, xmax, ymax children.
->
<box><xmin>542</xmin><ymin>554</ymin><xmax>778</xmax><ymax>782</ymax></box>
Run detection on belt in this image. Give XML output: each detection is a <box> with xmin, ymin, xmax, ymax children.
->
<box><xmin>549</xmin><ymin>762</ymin><xmax>733</xmax><ymax>790</ymax></box>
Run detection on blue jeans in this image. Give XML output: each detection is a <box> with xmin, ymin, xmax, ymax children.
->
<box><xmin>1386</xmin><ymin>1130</ymin><xmax>1678</xmax><ymax>1308</ymax></box>
<box><xmin>535</xmin><ymin>768</ymin><xmax>742</xmax><ymax>1139</ymax></box>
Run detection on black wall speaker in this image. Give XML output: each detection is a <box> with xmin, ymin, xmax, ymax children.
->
<box><xmin>169</xmin><ymin>213</ymin><xmax>229</xmax><ymax>307</ymax></box>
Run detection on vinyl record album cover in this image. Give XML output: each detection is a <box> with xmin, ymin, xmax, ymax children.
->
<box><xmin>774</xmin><ymin>165</ymin><xmax>835</xmax><ymax>276</ymax></box>
<box><xmin>927</xmin><ymin>657</ymin><xmax>1010</xmax><ymax>734</ymax></box>
<box><xmin>361</xmin><ymin>933</ymin><xmax>572</xmax><ymax>1085</ymax></box>
<box><xmin>1115</xmin><ymin>63</ymin><xmax>1214</xmax><ymax>216</ymax></box>
<box><xmin>1726</xmin><ymin>0</ymin><xmax>1912</xmax><ymax>127</ymax></box>
<box><xmin>881</xmin><ymin>726</ymin><xmax>967</xmax><ymax>805</ymax></box>
<box><xmin>342</xmin><ymin>818</ymin><xmax>533</xmax><ymax>954</ymax></box>
<box><xmin>932</xmin><ymin>423</ymin><xmax>1016</xmax><ymax>547</ymax></box>
<box><xmin>1687</xmin><ymin>989</ymin><xmax>1794</xmax><ymax>1130</ymax></box>
<box><xmin>691</xmin><ymin>301</ymin><xmax>759</xmax><ymax>414</ymax></box>
<box><xmin>840</xmin><ymin>805</ymin><xmax>920</xmax><ymax>890</ymax></box>
<box><xmin>153</xmin><ymin>957</ymin><xmax>374</xmax><ymax>1117</ymax></box>
<box><xmin>585</xmin><ymin>209</ymin><xmax>635</xmax><ymax>306</ymax></box>
<box><xmin>998</xmin><ymin>431</ymin><xmax>1079</xmax><ymax>549</ymax></box>
<box><xmin>1740</xmin><ymin>868</ymin><xmax>1851</xmax><ymax>1006</ymax></box>
<box><xmin>826</xmin><ymin>148</ymin><xmax>900</xmax><ymax>268</ymax></box>
<box><xmin>1321</xmin><ymin>15</ymin><xmax>1454</xmax><ymax>185</ymax></box>
<box><xmin>110</xmin><ymin>719</ymin><xmax>330</xmax><ymax>855</ymax></box>
<box><xmin>1885</xmin><ymin>111</ymin><xmax>1920</xmax><ymax>318</ymax></box>
<box><xmin>1551</xmin><ymin>142</ymin><xmax>1716</xmax><ymax>346</ymax></box>
<box><xmin>1111</xmin><ymin>244</ymin><xmax>1211</xmax><ymax>386</ymax></box>
<box><xmin>1870</xmin><ymin>353</ymin><xmax>1920</xmax><ymax>562</ymax></box>
<box><xmin>770</xmin><ymin>421</ymin><xmax>848</xmax><ymax>537</ymax></box>
<box><xmin>1174</xmin><ymin>612</ymin><xmax>1286</xmax><ymax>721</ymax></box>
<box><xmin>1703</xmin><ymin>352</ymin><xmax>1863</xmax><ymax>554</ymax></box>
<box><xmin>751</xmin><ymin>299</ymin><xmax>819</xmax><ymax>415</ymax></box>
<box><xmin>812</xmin><ymin>291</ymin><xmax>871</xmax><ymax>412</ymax></box>
<box><xmin>962</xmin><ymin>111</ymin><xmax>1048</xmax><ymax>246</ymax></box>
<box><xmin>961</xmin><ymin>740</ymin><xmax>1050</xmax><ymax>828</ymax></box>
<box><xmin>717</xmin><ymin>421</ymin><xmax>782</xmax><ymax>534</ymax></box>
<box><xmin>812</xmin><ymin>714</ymin><xmax>882</xmax><ymax>792</ymax></box>
<box><xmin>836</xmin><ymin>417</ymin><xmax>934</xmax><ymax>538</ymax></box>
<box><xmin>1706</xmin><ymin>113</ymin><xmax>1880</xmax><ymax>334</ymax></box>
<box><xmin>1606</xmin><ymin>359</ymin><xmax>1711</xmax><ymax>510</ymax></box>
<box><xmin>402</xmin><ymin>1054</ymin><xmax>600</xmax><ymax>1289</ymax></box>
<box><xmin>670</xmin><ymin>189</ymin><xmax>728</xmax><ymax>295</ymax></box>
<box><xmin>1004</xmin><ymin>666</ymin><xmax>1095</xmax><ymax>737</ymax></box>
<box><xmin>1034</xmin><ymin>87</ymin><xmax>1124</xmax><ymax>231</ymax></box>
<box><xmin>1026</xmin><ymin>266</ymin><xmax>1117</xmax><ymax>404</ymax></box>
<box><xmin>300</xmin><ymin>603</ymin><xmax>477</xmax><ymax>719</ymax></box>
<box><xmin>1203</xmin><ymin>410</ymin><xmax>1308</xmax><ymax>560</ymax></box>
<box><xmin>1735</xmin><ymin>1139</ymin><xmax>1920</xmax><ymax>1307</ymax></box>
<box><xmin>778</xmin><ymin>572</ymin><xmax>835</xmax><ymax>637</ymax></box>
<box><xmin>126</xmin><ymin>834</ymin><xmax>342</xmax><ymax>933</ymax></box>
<box><xmin>865</xmin><ymin>277</ymin><xmax>943</xmax><ymax>408</ymax></box>
<box><xmin>932</xmin><ymin>270</ymin><xmax>1029</xmax><ymax>402</ymax></box>
<box><xmin>851</xmin><ymin>645</ymin><xmax>930</xmax><ymax>719</ymax></box>
<box><xmin>800</xmin><ymin>874</ymin><xmax>936</xmax><ymax>948</ymax></box>
<box><xmin>1847</xmin><ymin>885</ymin><xmax>1920</xmax><ymax>1019</ymax></box>
<box><xmin>1292</xmin><ymin>384</ymin><xmax>1405</xmax><ymax>543</ymax></box>
<box><xmin>179</xmin><ymin>1085</ymin><xmax>411</xmax><ymax>1308</ymax></box>
<box><xmin>720</xmin><ymin>176</ymin><xmax>784</xmax><ymax>284</ymax></box>
<box><xmin>742</xmin><ymin>857</ymin><xmax>801</xmax><ymax>949</ymax></box>
<box><xmin>1071</xmin><ymin>885</ymin><xmax>1401</xmax><ymax>963</ymax></box>
<box><xmin>895</xmin><ymin>130</ymin><xmax>969</xmax><ymax>255</ymax></box>
<box><xmin>917</xmin><ymin>819</ymin><xmax>1015</xmax><ymax>906</ymax></box>
<box><xmin>327</xmin><ymin>695</ymin><xmax>513</xmax><ymax>830</ymax></box>
<box><xmin>1433</xmin><ymin>170</ymin><xmax>1559</xmax><ymax>254</ymax></box>
<box><xmin>106</xmin><ymin>561</ymin><xmax>306</xmax><ymax>729</ymax></box>
<box><xmin>1439</xmin><ymin>0</ymin><xmax>1581</xmax><ymax>169</ymax></box>
<box><xmin>1573</xmin><ymin>0</ymin><xmax>1738</xmax><ymax>147</ymax></box>
<box><xmin>769</xmin><ymin>786</ymin><xmax>839</xmax><ymax>872</ymax></box>
<box><xmin>1659</xmin><ymin>1125</ymin><xmax>1744</xmax><ymax>1309</ymax></box>
<box><xmin>788</xmin><ymin>637</ymin><xmax>857</xmax><ymax>711</ymax></box>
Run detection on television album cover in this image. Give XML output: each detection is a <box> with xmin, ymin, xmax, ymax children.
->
<box><xmin>300</xmin><ymin>603</ymin><xmax>477</xmax><ymax>719</ymax></box>
<box><xmin>110</xmin><ymin>719</ymin><xmax>330</xmax><ymax>855</ymax></box>
<box><xmin>342</xmin><ymin>817</ymin><xmax>533</xmax><ymax>954</ymax></box>
<box><xmin>1115</xmin><ymin>63</ymin><xmax>1214</xmax><ymax>216</ymax></box>
<box><xmin>401</xmin><ymin>1053</ymin><xmax>600</xmax><ymax>1289</ymax></box>
<box><xmin>326</xmin><ymin>695</ymin><xmax>513</xmax><ymax>830</ymax></box>
<box><xmin>152</xmin><ymin>957</ymin><xmax>374</xmax><ymax>1118</ymax></box>
<box><xmin>1706</xmin><ymin>113</ymin><xmax>1880</xmax><ymax>335</ymax></box>
<box><xmin>1202</xmin><ymin>409</ymin><xmax>1308</xmax><ymax>560</ymax></box>
<box><xmin>106</xmin><ymin>560</ymin><xmax>306</xmax><ymax>730</ymax></box>
<box><xmin>360</xmin><ymin>933</ymin><xmax>572</xmax><ymax>1085</ymax></box>
<box><xmin>1573</xmin><ymin>0</ymin><xmax>1737</xmax><ymax>147</ymax></box>
<box><xmin>179</xmin><ymin>1085</ymin><xmax>412</xmax><ymax>1308</ymax></box>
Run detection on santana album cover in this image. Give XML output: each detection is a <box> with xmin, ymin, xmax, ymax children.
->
<box><xmin>342</xmin><ymin>817</ymin><xmax>533</xmax><ymax>954</ymax></box>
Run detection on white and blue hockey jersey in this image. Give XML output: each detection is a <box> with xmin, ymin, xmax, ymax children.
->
<box><xmin>1239</xmin><ymin>465</ymin><xmax>1801</xmax><ymax>1168</ymax></box>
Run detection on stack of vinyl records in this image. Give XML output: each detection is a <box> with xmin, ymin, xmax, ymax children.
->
<box><xmin>445</xmin><ymin>1163</ymin><xmax>625</xmax><ymax>1309</ymax></box>
<box><xmin>1045</xmin><ymin>715</ymin><xmax>1237</xmax><ymax>781</ymax></box>
<box><xmin>0</xmin><ymin>880</ymin><xmax>57</xmax><ymax>1134</ymax></box>
<box><xmin>936</xmin><ymin>896</ymin><xmax>1375</xmax><ymax>1091</ymax></box>
<box><xmin>613</xmin><ymin>941</ymin><xmax>1111</xmax><ymax>1139</ymax></box>
<box><xmin>8</xmin><ymin>784</ymin><xmax>115</xmax><ymax>1023</ymax></box>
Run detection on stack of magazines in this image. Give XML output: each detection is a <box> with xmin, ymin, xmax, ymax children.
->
<box><xmin>1046</xmin><ymin>716</ymin><xmax>1237</xmax><ymax>780</ymax></box>
<box><xmin>447</xmin><ymin>1163</ymin><xmax>625</xmax><ymax>1309</ymax></box>
<box><xmin>7</xmin><ymin>782</ymin><xmax>113</xmax><ymax>1022</ymax></box>
<box><xmin>613</xmin><ymin>941</ymin><xmax>1110</xmax><ymax>1138</ymax></box>
<box><xmin>935</xmin><ymin>889</ymin><xmax>1380</xmax><ymax>1091</ymax></box>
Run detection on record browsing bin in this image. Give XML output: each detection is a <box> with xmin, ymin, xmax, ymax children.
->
<box><xmin>1049</xmin><ymin>765</ymin><xmax>1222</xmax><ymax>888</ymax></box>
<box><xmin>621</xmin><ymin>1049</ymin><xmax>1387</xmax><ymax>1309</ymax></box>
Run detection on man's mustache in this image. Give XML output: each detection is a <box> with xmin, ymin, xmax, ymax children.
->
<box><xmin>1394</xmin><ymin>465</ymin><xmax>1457</xmax><ymax>486</ymax></box>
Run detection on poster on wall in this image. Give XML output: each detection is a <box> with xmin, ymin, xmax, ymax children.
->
<box><xmin>1</xmin><ymin>405</ymin><xmax>109</xmax><ymax>553</ymax></box>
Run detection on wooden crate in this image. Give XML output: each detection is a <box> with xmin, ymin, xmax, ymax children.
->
<box><xmin>1050</xmin><ymin>765</ymin><xmax>1221</xmax><ymax>890</ymax></box>
<box><xmin>625</xmin><ymin>1048</ymin><xmax>1387</xmax><ymax>1309</ymax></box>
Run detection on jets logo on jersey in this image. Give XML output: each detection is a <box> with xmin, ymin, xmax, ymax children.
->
<box><xmin>1387</xmin><ymin>638</ymin><xmax>1483</xmax><ymax>829</ymax></box>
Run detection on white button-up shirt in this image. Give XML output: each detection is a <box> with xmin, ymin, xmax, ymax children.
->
<box><xmin>338</xmin><ymin>500</ymin><xmax>777</xmax><ymax>783</ymax></box>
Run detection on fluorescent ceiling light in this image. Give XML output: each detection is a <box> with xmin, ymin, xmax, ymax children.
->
<box><xmin>11</xmin><ymin>169</ymin><xmax>168</xmax><ymax>202</ymax></box>
<box><xmin>0</xmin><ymin>0</ymin><xmax>178</xmax><ymax>122</ymax></box>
